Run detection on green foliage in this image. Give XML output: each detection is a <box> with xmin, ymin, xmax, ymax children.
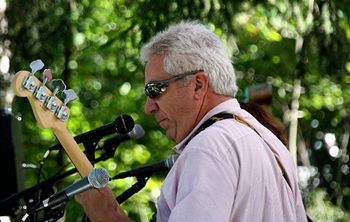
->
<box><xmin>307</xmin><ymin>189</ymin><xmax>350</xmax><ymax>222</ymax></box>
<box><xmin>4</xmin><ymin>0</ymin><xmax>350</xmax><ymax>221</ymax></box>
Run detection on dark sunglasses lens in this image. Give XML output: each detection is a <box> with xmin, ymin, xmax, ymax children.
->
<box><xmin>145</xmin><ymin>84</ymin><xmax>162</xmax><ymax>98</ymax></box>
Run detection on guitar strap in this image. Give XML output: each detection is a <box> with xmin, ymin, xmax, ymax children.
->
<box><xmin>196</xmin><ymin>112</ymin><xmax>285</xmax><ymax>174</ymax></box>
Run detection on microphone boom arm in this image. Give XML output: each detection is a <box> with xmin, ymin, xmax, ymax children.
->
<box><xmin>116</xmin><ymin>175</ymin><xmax>151</xmax><ymax>204</ymax></box>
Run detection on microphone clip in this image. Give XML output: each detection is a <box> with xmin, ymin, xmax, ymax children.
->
<box><xmin>42</xmin><ymin>201</ymin><xmax>67</xmax><ymax>222</ymax></box>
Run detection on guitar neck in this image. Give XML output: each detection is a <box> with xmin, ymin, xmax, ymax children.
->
<box><xmin>53</xmin><ymin>127</ymin><xmax>93</xmax><ymax>177</ymax></box>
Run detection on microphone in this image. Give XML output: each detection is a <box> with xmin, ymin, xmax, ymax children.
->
<box><xmin>96</xmin><ymin>124</ymin><xmax>145</xmax><ymax>152</ymax></box>
<box><xmin>49</xmin><ymin>114</ymin><xmax>135</xmax><ymax>151</ymax></box>
<box><xmin>32</xmin><ymin>167</ymin><xmax>109</xmax><ymax>213</ymax></box>
<box><xmin>112</xmin><ymin>155</ymin><xmax>178</xmax><ymax>179</ymax></box>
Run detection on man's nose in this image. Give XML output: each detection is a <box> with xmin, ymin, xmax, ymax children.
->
<box><xmin>144</xmin><ymin>97</ymin><xmax>159</xmax><ymax>115</ymax></box>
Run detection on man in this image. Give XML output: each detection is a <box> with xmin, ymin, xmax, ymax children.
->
<box><xmin>77</xmin><ymin>21</ymin><xmax>307</xmax><ymax>222</ymax></box>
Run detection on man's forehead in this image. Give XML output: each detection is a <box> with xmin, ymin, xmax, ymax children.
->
<box><xmin>145</xmin><ymin>54</ymin><xmax>164</xmax><ymax>70</ymax></box>
<box><xmin>144</xmin><ymin>55</ymin><xmax>169</xmax><ymax>83</ymax></box>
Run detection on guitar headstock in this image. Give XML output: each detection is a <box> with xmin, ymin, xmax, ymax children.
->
<box><xmin>12</xmin><ymin>60</ymin><xmax>77</xmax><ymax>131</ymax></box>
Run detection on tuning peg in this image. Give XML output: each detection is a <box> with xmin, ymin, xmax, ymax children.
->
<box><xmin>42</xmin><ymin>69</ymin><xmax>52</xmax><ymax>85</ymax></box>
<box><xmin>51</xmin><ymin>79</ymin><xmax>66</xmax><ymax>93</ymax></box>
<box><xmin>30</xmin><ymin>59</ymin><xmax>45</xmax><ymax>75</ymax></box>
<box><xmin>44</xmin><ymin>79</ymin><xmax>66</xmax><ymax>112</ymax></box>
<box><xmin>33</xmin><ymin>69</ymin><xmax>53</xmax><ymax>102</ymax></box>
<box><xmin>23</xmin><ymin>59</ymin><xmax>45</xmax><ymax>92</ymax></box>
<box><xmin>62</xmin><ymin>89</ymin><xmax>78</xmax><ymax>105</ymax></box>
<box><xmin>54</xmin><ymin>89</ymin><xmax>78</xmax><ymax>121</ymax></box>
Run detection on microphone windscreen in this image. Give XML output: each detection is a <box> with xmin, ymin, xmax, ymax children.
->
<box><xmin>129</xmin><ymin>124</ymin><xmax>145</xmax><ymax>139</ymax></box>
<box><xmin>114</xmin><ymin>114</ymin><xmax>134</xmax><ymax>134</ymax></box>
<box><xmin>88</xmin><ymin>167</ymin><xmax>110</xmax><ymax>189</ymax></box>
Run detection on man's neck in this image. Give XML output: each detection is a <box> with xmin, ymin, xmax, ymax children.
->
<box><xmin>194</xmin><ymin>92</ymin><xmax>232</xmax><ymax>128</ymax></box>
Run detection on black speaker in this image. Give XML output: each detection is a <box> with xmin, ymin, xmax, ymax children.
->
<box><xmin>0</xmin><ymin>108</ymin><xmax>24</xmax><ymax>200</ymax></box>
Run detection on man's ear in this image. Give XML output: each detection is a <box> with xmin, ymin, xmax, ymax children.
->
<box><xmin>193</xmin><ymin>72</ymin><xmax>209</xmax><ymax>100</ymax></box>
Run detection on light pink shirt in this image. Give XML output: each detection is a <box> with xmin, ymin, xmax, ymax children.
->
<box><xmin>157</xmin><ymin>99</ymin><xmax>307</xmax><ymax>222</ymax></box>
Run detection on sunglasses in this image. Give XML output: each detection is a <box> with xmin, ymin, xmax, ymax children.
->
<box><xmin>144</xmin><ymin>70</ymin><xmax>203</xmax><ymax>99</ymax></box>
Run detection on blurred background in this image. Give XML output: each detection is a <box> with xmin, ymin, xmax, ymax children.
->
<box><xmin>1</xmin><ymin>0</ymin><xmax>349</xmax><ymax>221</ymax></box>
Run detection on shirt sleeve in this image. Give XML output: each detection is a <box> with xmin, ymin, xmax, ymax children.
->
<box><xmin>168</xmin><ymin>144</ymin><xmax>238</xmax><ymax>222</ymax></box>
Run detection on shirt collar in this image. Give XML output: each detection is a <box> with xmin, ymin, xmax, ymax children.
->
<box><xmin>173</xmin><ymin>98</ymin><xmax>240</xmax><ymax>153</ymax></box>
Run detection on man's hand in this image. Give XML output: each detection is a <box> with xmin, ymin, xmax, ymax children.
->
<box><xmin>76</xmin><ymin>187</ymin><xmax>132</xmax><ymax>222</ymax></box>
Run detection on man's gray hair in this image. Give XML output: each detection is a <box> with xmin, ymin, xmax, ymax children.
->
<box><xmin>140</xmin><ymin>20</ymin><xmax>237</xmax><ymax>97</ymax></box>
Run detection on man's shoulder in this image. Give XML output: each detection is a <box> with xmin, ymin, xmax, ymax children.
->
<box><xmin>184</xmin><ymin>119</ymin><xmax>263</xmax><ymax>159</ymax></box>
<box><xmin>196</xmin><ymin>117</ymin><xmax>259</xmax><ymax>142</ymax></box>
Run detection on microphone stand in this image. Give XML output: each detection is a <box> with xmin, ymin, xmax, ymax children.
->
<box><xmin>41</xmin><ymin>199</ymin><xmax>68</xmax><ymax>222</ymax></box>
<box><xmin>43</xmin><ymin>204</ymin><xmax>66</xmax><ymax>222</ymax></box>
<box><xmin>21</xmin><ymin>198</ymin><xmax>68</xmax><ymax>222</ymax></box>
<box><xmin>82</xmin><ymin>138</ymin><xmax>101</xmax><ymax>166</ymax></box>
<box><xmin>0</xmin><ymin>136</ymin><xmax>119</xmax><ymax>219</ymax></box>
<box><xmin>116</xmin><ymin>173</ymin><xmax>152</xmax><ymax>204</ymax></box>
<box><xmin>0</xmin><ymin>169</ymin><xmax>73</xmax><ymax>214</ymax></box>
<box><xmin>3</xmin><ymin>140</ymin><xmax>164</xmax><ymax>222</ymax></box>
